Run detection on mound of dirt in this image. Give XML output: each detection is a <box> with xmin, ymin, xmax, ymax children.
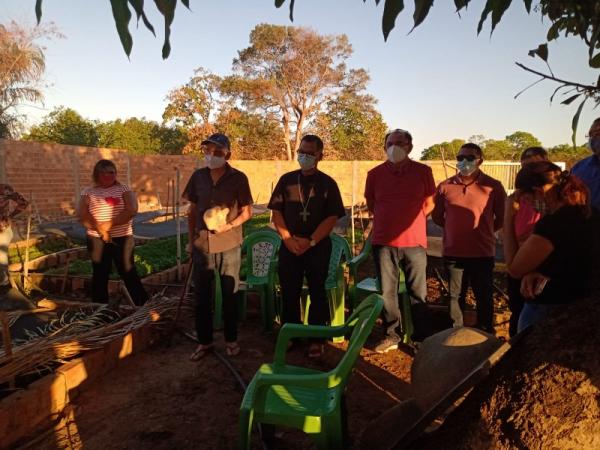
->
<box><xmin>416</xmin><ymin>297</ymin><xmax>600</xmax><ymax>449</ymax></box>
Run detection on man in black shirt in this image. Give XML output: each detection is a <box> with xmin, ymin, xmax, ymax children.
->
<box><xmin>183</xmin><ymin>133</ymin><xmax>253</xmax><ymax>361</ymax></box>
<box><xmin>268</xmin><ymin>134</ymin><xmax>346</xmax><ymax>358</ymax></box>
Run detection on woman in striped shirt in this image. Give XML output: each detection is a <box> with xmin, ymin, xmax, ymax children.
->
<box><xmin>77</xmin><ymin>159</ymin><xmax>148</xmax><ymax>306</ymax></box>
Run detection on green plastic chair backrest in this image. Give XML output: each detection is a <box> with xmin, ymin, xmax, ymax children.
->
<box><xmin>352</xmin><ymin>236</ymin><xmax>404</xmax><ymax>292</ymax></box>
<box><xmin>326</xmin><ymin>234</ymin><xmax>352</xmax><ymax>288</ymax></box>
<box><xmin>242</xmin><ymin>230</ymin><xmax>281</xmax><ymax>284</ymax></box>
<box><xmin>333</xmin><ymin>294</ymin><xmax>383</xmax><ymax>385</ymax></box>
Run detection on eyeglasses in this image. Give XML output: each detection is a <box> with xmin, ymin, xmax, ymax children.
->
<box><xmin>456</xmin><ymin>155</ymin><xmax>478</xmax><ymax>162</ymax></box>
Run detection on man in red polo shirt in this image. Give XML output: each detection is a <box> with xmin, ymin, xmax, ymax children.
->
<box><xmin>432</xmin><ymin>143</ymin><xmax>506</xmax><ymax>334</ymax></box>
<box><xmin>365</xmin><ymin>129</ymin><xmax>435</xmax><ymax>353</ymax></box>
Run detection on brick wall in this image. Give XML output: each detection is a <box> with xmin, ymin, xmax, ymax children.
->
<box><xmin>0</xmin><ymin>139</ymin><xmax>515</xmax><ymax>221</ymax></box>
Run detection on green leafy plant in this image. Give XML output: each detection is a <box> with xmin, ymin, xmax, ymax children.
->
<box><xmin>9</xmin><ymin>239</ymin><xmax>79</xmax><ymax>264</ymax></box>
<box><xmin>45</xmin><ymin>235</ymin><xmax>190</xmax><ymax>278</ymax></box>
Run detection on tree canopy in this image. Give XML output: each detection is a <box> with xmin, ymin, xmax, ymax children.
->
<box><xmin>420</xmin><ymin>131</ymin><xmax>588</xmax><ymax>167</ymax></box>
<box><xmin>0</xmin><ymin>21</ymin><xmax>61</xmax><ymax>138</ymax></box>
<box><xmin>163</xmin><ymin>25</ymin><xmax>384</xmax><ymax>160</ymax></box>
<box><xmin>23</xmin><ymin>107</ymin><xmax>187</xmax><ymax>154</ymax></box>
<box><xmin>24</xmin><ymin>107</ymin><xmax>99</xmax><ymax>146</ymax></box>
<box><xmin>32</xmin><ymin>1</ymin><xmax>599</xmax><ymax>143</ymax></box>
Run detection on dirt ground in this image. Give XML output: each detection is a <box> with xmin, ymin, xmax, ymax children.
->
<box><xmin>24</xmin><ymin>256</ymin><xmax>510</xmax><ymax>450</ymax></box>
<box><xmin>413</xmin><ymin>297</ymin><xmax>600</xmax><ymax>450</ymax></box>
<box><xmin>33</xmin><ymin>311</ymin><xmax>413</xmax><ymax>450</ymax></box>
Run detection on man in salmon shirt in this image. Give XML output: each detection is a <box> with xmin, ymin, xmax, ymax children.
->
<box><xmin>365</xmin><ymin>129</ymin><xmax>436</xmax><ymax>353</ymax></box>
<box><xmin>432</xmin><ymin>143</ymin><xmax>506</xmax><ymax>334</ymax></box>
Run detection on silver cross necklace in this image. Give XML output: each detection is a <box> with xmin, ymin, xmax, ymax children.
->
<box><xmin>297</xmin><ymin>175</ymin><xmax>314</xmax><ymax>223</ymax></box>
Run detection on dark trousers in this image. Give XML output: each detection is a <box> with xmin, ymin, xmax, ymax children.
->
<box><xmin>193</xmin><ymin>246</ymin><xmax>241</xmax><ymax>345</ymax></box>
<box><xmin>444</xmin><ymin>256</ymin><xmax>495</xmax><ymax>332</ymax></box>
<box><xmin>373</xmin><ymin>245</ymin><xmax>428</xmax><ymax>341</ymax></box>
<box><xmin>507</xmin><ymin>276</ymin><xmax>524</xmax><ymax>337</ymax></box>
<box><xmin>87</xmin><ymin>235</ymin><xmax>148</xmax><ymax>306</ymax></box>
<box><xmin>278</xmin><ymin>237</ymin><xmax>332</xmax><ymax>326</ymax></box>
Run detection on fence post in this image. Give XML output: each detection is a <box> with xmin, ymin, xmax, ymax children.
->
<box><xmin>126</xmin><ymin>154</ymin><xmax>132</xmax><ymax>186</ymax></box>
<box><xmin>71</xmin><ymin>152</ymin><xmax>81</xmax><ymax>210</ymax></box>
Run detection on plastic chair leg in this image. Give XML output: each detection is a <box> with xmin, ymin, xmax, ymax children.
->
<box><xmin>323</xmin><ymin>412</ymin><xmax>345</xmax><ymax>450</ymax></box>
<box><xmin>238</xmin><ymin>408</ymin><xmax>254</xmax><ymax>450</ymax></box>
<box><xmin>264</xmin><ymin>285</ymin><xmax>276</xmax><ymax>331</ymax></box>
<box><xmin>329</xmin><ymin>289</ymin><xmax>345</xmax><ymax>343</ymax></box>
<box><xmin>400</xmin><ymin>292</ymin><xmax>414</xmax><ymax>344</ymax></box>
<box><xmin>302</xmin><ymin>293</ymin><xmax>311</xmax><ymax>325</ymax></box>
<box><xmin>258</xmin><ymin>288</ymin><xmax>275</xmax><ymax>332</ymax></box>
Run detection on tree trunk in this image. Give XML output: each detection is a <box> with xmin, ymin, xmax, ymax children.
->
<box><xmin>283</xmin><ymin>115</ymin><xmax>293</xmax><ymax>160</ymax></box>
<box><xmin>293</xmin><ymin>112</ymin><xmax>306</xmax><ymax>160</ymax></box>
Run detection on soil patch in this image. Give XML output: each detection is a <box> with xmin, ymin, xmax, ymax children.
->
<box><xmin>32</xmin><ymin>306</ymin><xmax>413</xmax><ymax>450</ymax></box>
<box><xmin>413</xmin><ymin>297</ymin><xmax>600</xmax><ymax>449</ymax></box>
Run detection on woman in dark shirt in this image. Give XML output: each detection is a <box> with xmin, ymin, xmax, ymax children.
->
<box><xmin>507</xmin><ymin>161</ymin><xmax>597</xmax><ymax>332</ymax></box>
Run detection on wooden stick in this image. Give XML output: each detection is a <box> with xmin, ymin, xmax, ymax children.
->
<box><xmin>165</xmin><ymin>179</ymin><xmax>171</xmax><ymax>223</ymax></box>
<box><xmin>434</xmin><ymin>268</ymin><xmax>450</xmax><ymax>297</ymax></box>
<box><xmin>0</xmin><ymin>311</ymin><xmax>14</xmax><ymax>388</ymax></box>
<box><xmin>175</xmin><ymin>168</ymin><xmax>181</xmax><ymax>281</ymax></box>
<box><xmin>166</xmin><ymin>261</ymin><xmax>193</xmax><ymax>347</ymax></box>
<box><xmin>37</xmin><ymin>298</ymin><xmax>133</xmax><ymax>310</ymax></box>
<box><xmin>22</xmin><ymin>196</ymin><xmax>32</xmax><ymax>291</ymax></box>
<box><xmin>31</xmin><ymin>193</ymin><xmax>42</xmax><ymax>224</ymax></box>
<box><xmin>440</xmin><ymin>146</ymin><xmax>449</xmax><ymax>179</ymax></box>
<box><xmin>171</xmin><ymin>179</ymin><xmax>176</xmax><ymax>222</ymax></box>
<box><xmin>120</xmin><ymin>282</ymin><xmax>137</xmax><ymax>308</ymax></box>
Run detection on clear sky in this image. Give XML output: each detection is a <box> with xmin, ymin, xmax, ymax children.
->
<box><xmin>2</xmin><ymin>0</ymin><xmax>596</xmax><ymax>155</ymax></box>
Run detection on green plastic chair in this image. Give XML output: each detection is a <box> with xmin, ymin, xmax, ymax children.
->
<box><xmin>239</xmin><ymin>294</ymin><xmax>384</xmax><ymax>450</ymax></box>
<box><xmin>239</xmin><ymin>229</ymin><xmax>282</xmax><ymax>332</ymax></box>
<box><xmin>301</xmin><ymin>234</ymin><xmax>352</xmax><ymax>343</ymax></box>
<box><xmin>347</xmin><ymin>237</ymin><xmax>414</xmax><ymax>345</ymax></box>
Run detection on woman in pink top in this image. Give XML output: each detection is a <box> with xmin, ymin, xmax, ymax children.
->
<box><xmin>77</xmin><ymin>160</ymin><xmax>148</xmax><ymax>306</ymax></box>
<box><xmin>503</xmin><ymin>147</ymin><xmax>548</xmax><ymax>336</ymax></box>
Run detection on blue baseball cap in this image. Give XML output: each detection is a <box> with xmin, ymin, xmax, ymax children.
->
<box><xmin>201</xmin><ymin>133</ymin><xmax>231</xmax><ymax>150</ymax></box>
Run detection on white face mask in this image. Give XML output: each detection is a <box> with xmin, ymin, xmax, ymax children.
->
<box><xmin>456</xmin><ymin>160</ymin><xmax>478</xmax><ymax>176</ymax></box>
<box><xmin>386</xmin><ymin>145</ymin><xmax>407</xmax><ymax>163</ymax></box>
<box><xmin>298</xmin><ymin>153</ymin><xmax>317</xmax><ymax>171</ymax></box>
<box><xmin>205</xmin><ymin>154</ymin><xmax>226</xmax><ymax>169</ymax></box>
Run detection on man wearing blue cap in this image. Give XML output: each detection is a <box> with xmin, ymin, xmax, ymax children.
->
<box><xmin>183</xmin><ymin>133</ymin><xmax>253</xmax><ymax>360</ymax></box>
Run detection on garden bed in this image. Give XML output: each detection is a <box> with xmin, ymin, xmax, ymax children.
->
<box><xmin>0</xmin><ymin>296</ymin><xmax>188</xmax><ymax>449</ymax></box>
<box><xmin>28</xmin><ymin>213</ymin><xmax>274</xmax><ymax>297</ymax></box>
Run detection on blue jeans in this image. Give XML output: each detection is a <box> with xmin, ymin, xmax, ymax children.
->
<box><xmin>517</xmin><ymin>303</ymin><xmax>560</xmax><ymax>333</ymax></box>
<box><xmin>373</xmin><ymin>245</ymin><xmax>427</xmax><ymax>341</ymax></box>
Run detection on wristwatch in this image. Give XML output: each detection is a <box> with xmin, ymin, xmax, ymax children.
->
<box><xmin>309</xmin><ymin>238</ymin><xmax>317</xmax><ymax>247</ymax></box>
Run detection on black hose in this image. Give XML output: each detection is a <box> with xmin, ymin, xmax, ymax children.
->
<box><xmin>177</xmin><ymin>328</ymin><xmax>268</xmax><ymax>449</ymax></box>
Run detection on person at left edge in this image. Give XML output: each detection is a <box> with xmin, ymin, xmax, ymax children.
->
<box><xmin>183</xmin><ymin>133</ymin><xmax>253</xmax><ymax>361</ymax></box>
<box><xmin>268</xmin><ymin>134</ymin><xmax>346</xmax><ymax>359</ymax></box>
